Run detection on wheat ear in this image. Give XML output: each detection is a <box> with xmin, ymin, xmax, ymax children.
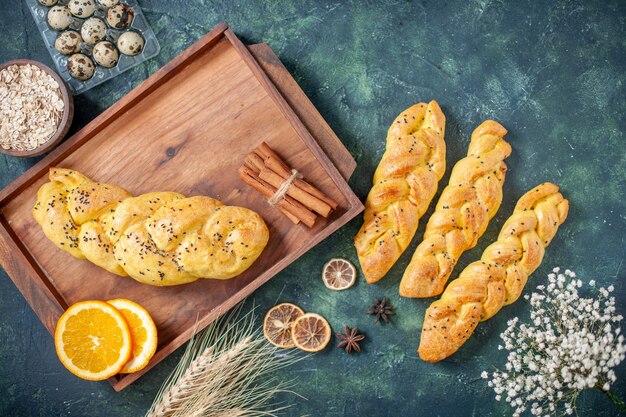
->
<box><xmin>146</xmin><ymin>304</ymin><xmax>302</xmax><ymax>417</ymax></box>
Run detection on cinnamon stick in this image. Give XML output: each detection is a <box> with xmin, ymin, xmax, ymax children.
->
<box><xmin>242</xmin><ymin>157</ymin><xmax>305</xmax><ymax>222</ymax></box>
<box><xmin>255</xmin><ymin>143</ymin><xmax>338</xmax><ymax>210</ymax></box>
<box><xmin>245</xmin><ymin>153</ymin><xmax>266</xmax><ymax>173</ymax></box>
<box><xmin>247</xmin><ymin>149</ymin><xmax>333</xmax><ymax>216</ymax></box>
<box><xmin>256</xmin><ymin>143</ymin><xmax>291</xmax><ymax>176</ymax></box>
<box><xmin>293</xmin><ymin>174</ymin><xmax>339</xmax><ymax>210</ymax></box>
<box><xmin>258</xmin><ymin>167</ymin><xmax>332</xmax><ymax>217</ymax></box>
<box><xmin>238</xmin><ymin>166</ymin><xmax>316</xmax><ymax>227</ymax></box>
<box><xmin>238</xmin><ymin>166</ymin><xmax>299</xmax><ymax>224</ymax></box>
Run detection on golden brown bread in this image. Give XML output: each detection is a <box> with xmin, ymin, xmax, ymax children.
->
<box><xmin>418</xmin><ymin>183</ymin><xmax>569</xmax><ymax>362</ymax></box>
<box><xmin>354</xmin><ymin>100</ymin><xmax>446</xmax><ymax>283</ymax></box>
<box><xmin>33</xmin><ymin>168</ymin><xmax>269</xmax><ymax>286</ymax></box>
<box><xmin>400</xmin><ymin>121</ymin><xmax>511</xmax><ymax>298</ymax></box>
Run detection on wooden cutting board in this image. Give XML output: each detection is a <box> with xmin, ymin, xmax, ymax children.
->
<box><xmin>0</xmin><ymin>22</ymin><xmax>362</xmax><ymax>391</ymax></box>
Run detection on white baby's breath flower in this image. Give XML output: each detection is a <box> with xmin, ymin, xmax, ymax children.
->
<box><xmin>482</xmin><ymin>268</ymin><xmax>626</xmax><ymax>416</ymax></box>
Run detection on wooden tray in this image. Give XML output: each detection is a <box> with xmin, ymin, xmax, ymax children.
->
<box><xmin>248</xmin><ymin>43</ymin><xmax>356</xmax><ymax>180</ymax></box>
<box><xmin>0</xmin><ymin>22</ymin><xmax>362</xmax><ymax>391</ymax></box>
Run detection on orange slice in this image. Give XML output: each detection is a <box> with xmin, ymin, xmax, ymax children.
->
<box><xmin>263</xmin><ymin>303</ymin><xmax>304</xmax><ymax>348</ymax></box>
<box><xmin>291</xmin><ymin>312</ymin><xmax>331</xmax><ymax>352</ymax></box>
<box><xmin>54</xmin><ymin>300</ymin><xmax>132</xmax><ymax>381</ymax></box>
<box><xmin>107</xmin><ymin>299</ymin><xmax>158</xmax><ymax>373</ymax></box>
<box><xmin>322</xmin><ymin>258</ymin><xmax>357</xmax><ymax>290</ymax></box>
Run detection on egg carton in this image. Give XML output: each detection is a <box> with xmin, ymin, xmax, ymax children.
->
<box><xmin>26</xmin><ymin>0</ymin><xmax>160</xmax><ymax>95</ymax></box>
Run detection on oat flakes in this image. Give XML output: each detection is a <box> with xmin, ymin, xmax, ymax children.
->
<box><xmin>0</xmin><ymin>64</ymin><xmax>65</xmax><ymax>152</ymax></box>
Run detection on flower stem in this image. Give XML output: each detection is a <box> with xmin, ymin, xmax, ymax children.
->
<box><xmin>597</xmin><ymin>385</ymin><xmax>626</xmax><ymax>414</ymax></box>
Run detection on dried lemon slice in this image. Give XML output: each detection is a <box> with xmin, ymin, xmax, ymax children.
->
<box><xmin>322</xmin><ymin>258</ymin><xmax>357</xmax><ymax>290</ymax></box>
<box><xmin>107</xmin><ymin>299</ymin><xmax>158</xmax><ymax>373</ymax></box>
<box><xmin>291</xmin><ymin>312</ymin><xmax>331</xmax><ymax>352</ymax></box>
<box><xmin>263</xmin><ymin>303</ymin><xmax>304</xmax><ymax>349</ymax></box>
<box><xmin>54</xmin><ymin>300</ymin><xmax>132</xmax><ymax>381</ymax></box>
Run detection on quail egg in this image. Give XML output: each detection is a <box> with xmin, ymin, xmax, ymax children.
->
<box><xmin>68</xmin><ymin>0</ymin><xmax>95</xmax><ymax>18</ymax></box>
<box><xmin>38</xmin><ymin>0</ymin><xmax>58</xmax><ymax>6</ymax></box>
<box><xmin>54</xmin><ymin>31</ymin><xmax>82</xmax><ymax>55</ymax></box>
<box><xmin>81</xmin><ymin>17</ymin><xmax>107</xmax><ymax>45</ymax></box>
<box><xmin>97</xmin><ymin>0</ymin><xmax>119</xmax><ymax>7</ymax></box>
<box><xmin>93</xmin><ymin>41</ymin><xmax>119</xmax><ymax>68</ymax></box>
<box><xmin>117</xmin><ymin>31</ymin><xmax>144</xmax><ymax>56</ymax></box>
<box><xmin>47</xmin><ymin>6</ymin><xmax>72</xmax><ymax>31</ymax></box>
<box><xmin>67</xmin><ymin>53</ymin><xmax>95</xmax><ymax>80</ymax></box>
<box><xmin>106</xmin><ymin>3</ymin><xmax>134</xmax><ymax>29</ymax></box>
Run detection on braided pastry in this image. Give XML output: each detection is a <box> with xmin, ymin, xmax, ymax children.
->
<box><xmin>354</xmin><ymin>101</ymin><xmax>446</xmax><ymax>283</ymax></box>
<box><xmin>418</xmin><ymin>183</ymin><xmax>569</xmax><ymax>362</ymax></box>
<box><xmin>33</xmin><ymin>168</ymin><xmax>269</xmax><ymax>286</ymax></box>
<box><xmin>400</xmin><ymin>121</ymin><xmax>511</xmax><ymax>298</ymax></box>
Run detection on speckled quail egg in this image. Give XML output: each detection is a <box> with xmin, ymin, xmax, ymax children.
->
<box><xmin>47</xmin><ymin>6</ymin><xmax>72</xmax><ymax>31</ymax></box>
<box><xmin>106</xmin><ymin>3</ymin><xmax>134</xmax><ymax>29</ymax></box>
<box><xmin>80</xmin><ymin>17</ymin><xmax>107</xmax><ymax>45</ymax></box>
<box><xmin>92</xmin><ymin>41</ymin><xmax>119</xmax><ymax>68</ymax></box>
<box><xmin>67</xmin><ymin>53</ymin><xmax>95</xmax><ymax>80</ymax></box>
<box><xmin>54</xmin><ymin>31</ymin><xmax>82</xmax><ymax>55</ymax></box>
<box><xmin>68</xmin><ymin>0</ymin><xmax>95</xmax><ymax>18</ymax></box>
<box><xmin>38</xmin><ymin>0</ymin><xmax>58</xmax><ymax>6</ymax></box>
<box><xmin>97</xmin><ymin>0</ymin><xmax>119</xmax><ymax>7</ymax></box>
<box><xmin>117</xmin><ymin>31</ymin><xmax>144</xmax><ymax>56</ymax></box>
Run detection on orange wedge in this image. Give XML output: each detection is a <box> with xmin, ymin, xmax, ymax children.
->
<box><xmin>107</xmin><ymin>299</ymin><xmax>158</xmax><ymax>373</ymax></box>
<box><xmin>54</xmin><ymin>300</ymin><xmax>132</xmax><ymax>381</ymax></box>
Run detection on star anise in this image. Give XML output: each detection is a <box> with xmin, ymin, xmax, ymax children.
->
<box><xmin>367</xmin><ymin>297</ymin><xmax>395</xmax><ymax>324</ymax></box>
<box><xmin>336</xmin><ymin>325</ymin><xmax>365</xmax><ymax>353</ymax></box>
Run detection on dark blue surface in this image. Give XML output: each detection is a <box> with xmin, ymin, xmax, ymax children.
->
<box><xmin>0</xmin><ymin>1</ymin><xmax>625</xmax><ymax>416</ymax></box>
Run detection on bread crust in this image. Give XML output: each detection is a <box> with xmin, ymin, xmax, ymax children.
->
<box><xmin>33</xmin><ymin>167</ymin><xmax>269</xmax><ymax>286</ymax></box>
<box><xmin>418</xmin><ymin>183</ymin><xmax>569</xmax><ymax>362</ymax></box>
<box><xmin>400</xmin><ymin>121</ymin><xmax>511</xmax><ymax>298</ymax></box>
<box><xmin>355</xmin><ymin>100</ymin><xmax>446</xmax><ymax>283</ymax></box>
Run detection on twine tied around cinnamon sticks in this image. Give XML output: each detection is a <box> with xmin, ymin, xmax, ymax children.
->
<box><xmin>239</xmin><ymin>142</ymin><xmax>338</xmax><ymax>228</ymax></box>
<box><xmin>267</xmin><ymin>169</ymin><xmax>302</xmax><ymax>206</ymax></box>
